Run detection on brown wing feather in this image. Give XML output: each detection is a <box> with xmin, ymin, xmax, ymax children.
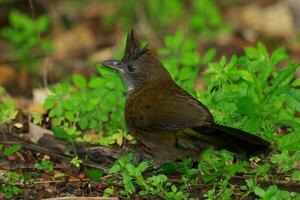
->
<box><xmin>126</xmin><ymin>85</ymin><xmax>213</xmax><ymax>131</ymax></box>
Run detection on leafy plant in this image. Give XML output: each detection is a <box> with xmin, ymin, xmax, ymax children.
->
<box><xmin>204</xmin><ymin>179</ymin><xmax>233</xmax><ymax>200</ymax></box>
<box><xmin>197</xmin><ymin>43</ymin><xmax>299</xmax><ymax>140</ymax></box>
<box><xmin>109</xmin><ymin>154</ymin><xmax>192</xmax><ymax>199</ymax></box>
<box><xmin>3</xmin><ymin>144</ymin><xmax>22</xmax><ymax>157</ymax></box>
<box><xmin>84</xmin><ymin>168</ymin><xmax>103</xmax><ymax>181</ymax></box>
<box><xmin>244</xmin><ymin>179</ymin><xmax>292</xmax><ymax>200</ymax></box>
<box><xmin>34</xmin><ymin>160</ymin><xmax>53</xmax><ymax>172</ymax></box>
<box><xmin>44</xmin><ymin>66</ymin><xmax>126</xmax><ymax>140</ymax></box>
<box><xmin>271</xmin><ymin>151</ymin><xmax>300</xmax><ymax>173</ymax></box>
<box><xmin>190</xmin><ymin>0</ymin><xmax>231</xmax><ymax>37</ymax></box>
<box><xmin>71</xmin><ymin>156</ymin><xmax>83</xmax><ymax>168</ymax></box>
<box><xmin>0</xmin><ymin>10</ymin><xmax>52</xmax><ymax>71</ymax></box>
<box><xmin>104</xmin><ymin>0</ymin><xmax>229</xmax><ymax>38</ymax></box>
<box><xmin>159</xmin><ymin>30</ymin><xmax>216</xmax><ymax>93</ymax></box>
<box><xmin>0</xmin><ymin>172</ymin><xmax>21</xmax><ymax>199</ymax></box>
<box><xmin>199</xmin><ymin>148</ymin><xmax>245</xmax><ymax>183</ymax></box>
<box><xmin>0</xmin><ymin>86</ymin><xmax>17</xmax><ymax>125</ymax></box>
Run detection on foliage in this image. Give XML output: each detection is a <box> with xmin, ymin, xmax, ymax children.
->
<box><xmin>0</xmin><ymin>172</ymin><xmax>21</xmax><ymax>199</ymax></box>
<box><xmin>44</xmin><ymin>30</ymin><xmax>214</xmax><ymax>140</ymax></box>
<box><xmin>198</xmin><ymin>148</ymin><xmax>245</xmax><ymax>183</ymax></box>
<box><xmin>271</xmin><ymin>150</ymin><xmax>300</xmax><ymax>173</ymax></box>
<box><xmin>3</xmin><ymin>144</ymin><xmax>22</xmax><ymax>157</ymax></box>
<box><xmin>0</xmin><ymin>10</ymin><xmax>52</xmax><ymax>70</ymax></box>
<box><xmin>104</xmin><ymin>0</ymin><xmax>229</xmax><ymax>38</ymax></box>
<box><xmin>0</xmin><ymin>86</ymin><xmax>17</xmax><ymax>125</ymax></box>
<box><xmin>84</xmin><ymin>168</ymin><xmax>103</xmax><ymax>181</ymax></box>
<box><xmin>71</xmin><ymin>156</ymin><xmax>83</xmax><ymax>168</ymax></box>
<box><xmin>42</xmin><ymin>31</ymin><xmax>299</xmax><ymax>198</ymax></box>
<box><xmin>243</xmin><ymin>179</ymin><xmax>293</xmax><ymax>200</ymax></box>
<box><xmin>43</xmin><ymin>66</ymin><xmax>125</xmax><ymax>140</ymax></box>
<box><xmin>34</xmin><ymin>160</ymin><xmax>53</xmax><ymax>172</ymax></box>
<box><xmin>190</xmin><ymin>0</ymin><xmax>231</xmax><ymax>37</ymax></box>
<box><xmin>197</xmin><ymin>42</ymin><xmax>299</xmax><ymax>140</ymax></box>
<box><xmin>159</xmin><ymin>30</ymin><xmax>216</xmax><ymax>93</ymax></box>
<box><xmin>109</xmin><ymin>154</ymin><xmax>192</xmax><ymax>199</ymax></box>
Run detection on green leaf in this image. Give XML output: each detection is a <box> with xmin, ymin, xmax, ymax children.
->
<box><xmin>254</xmin><ymin>186</ymin><xmax>265</xmax><ymax>198</ymax></box>
<box><xmin>271</xmin><ymin>47</ymin><xmax>288</xmax><ymax>67</ymax></box>
<box><xmin>109</xmin><ymin>164</ymin><xmax>121</xmax><ymax>174</ymax></box>
<box><xmin>125</xmin><ymin>163</ymin><xmax>136</xmax><ymax>176</ymax></box>
<box><xmin>36</xmin><ymin>15</ymin><xmax>48</xmax><ymax>32</ymax></box>
<box><xmin>292</xmin><ymin>171</ymin><xmax>300</xmax><ymax>182</ymax></box>
<box><xmin>84</xmin><ymin>167</ymin><xmax>103</xmax><ymax>181</ymax></box>
<box><xmin>43</xmin><ymin>96</ymin><xmax>56</xmax><ymax>109</ymax></box>
<box><xmin>255</xmin><ymin>164</ymin><xmax>271</xmax><ymax>175</ymax></box>
<box><xmin>72</xmin><ymin>74</ymin><xmax>87</xmax><ymax>90</ymax></box>
<box><xmin>122</xmin><ymin>171</ymin><xmax>135</xmax><ymax>192</ymax></box>
<box><xmin>257</xmin><ymin>42</ymin><xmax>268</xmax><ymax>58</ymax></box>
<box><xmin>268</xmin><ymin>64</ymin><xmax>297</xmax><ymax>97</ymax></box>
<box><xmin>281</xmin><ymin>88</ymin><xmax>300</xmax><ymax>112</ymax></box>
<box><xmin>244</xmin><ymin>47</ymin><xmax>259</xmax><ymax>59</ymax></box>
<box><xmin>278</xmin><ymin>131</ymin><xmax>300</xmax><ymax>151</ymax></box>
<box><xmin>239</xmin><ymin>70</ymin><xmax>254</xmax><ymax>83</ymax></box>
<box><xmin>203</xmin><ymin>48</ymin><xmax>216</xmax><ymax>63</ymax></box>
<box><xmin>3</xmin><ymin>144</ymin><xmax>21</xmax><ymax>156</ymax></box>
<box><xmin>89</xmin><ymin>77</ymin><xmax>105</xmax><ymax>88</ymax></box>
<box><xmin>292</xmin><ymin>78</ymin><xmax>300</xmax><ymax>87</ymax></box>
<box><xmin>137</xmin><ymin>162</ymin><xmax>149</xmax><ymax>173</ymax></box>
<box><xmin>52</xmin><ymin>127</ymin><xmax>72</xmax><ymax>142</ymax></box>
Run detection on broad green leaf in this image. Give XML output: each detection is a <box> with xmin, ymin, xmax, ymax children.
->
<box><xmin>52</xmin><ymin>127</ymin><xmax>72</xmax><ymax>142</ymax></box>
<box><xmin>281</xmin><ymin>89</ymin><xmax>300</xmax><ymax>112</ymax></box>
<box><xmin>277</xmin><ymin>131</ymin><xmax>300</xmax><ymax>151</ymax></box>
<box><xmin>137</xmin><ymin>162</ymin><xmax>149</xmax><ymax>173</ymax></box>
<box><xmin>72</xmin><ymin>74</ymin><xmax>87</xmax><ymax>90</ymax></box>
<box><xmin>271</xmin><ymin>47</ymin><xmax>288</xmax><ymax>67</ymax></box>
<box><xmin>292</xmin><ymin>171</ymin><xmax>300</xmax><ymax>182</ymax></box>
<box><xmin>109</xmin><ymin>164</ymin><xmax>121</xmax><ymax>174</ymax></box>
<box><xmin>239</xmin><ymin>70</ymin><xmax>254</xmax><ymax>83</ymax></box>
<box><xmin>292</xmin><ymin>78</ymin><xmax>300</xmax><ymax>87</ymax></box>
<box><xmin>43</xmin><ymin>95</ymin><xmax>56</xmax><ymax>109</ymax></box>
<box><xmin>84</xmin><ymin>167</ymin><xmax>103</xmax><ymax>181</ymax></box>
<box><xmin>3</xmin><ymin>144</ymin><xmax>21</xmax><ymax>156</ymax></box>
<box><xmin>244</xmin><ymin>47</ymin><xmax>259</xmax><ymax>59</ymax></box>
<box><xmin>89</xmin><ymin>77</ymin><xmax>106</xmax><ymax>88</ymax></box>
<box><xmin>203</xmin><ymin>48</ymin><xmax>216</xmax><ymax>63</ymax></box>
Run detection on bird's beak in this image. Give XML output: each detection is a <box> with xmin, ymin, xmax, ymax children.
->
<box><xmin>102</xmin><ymin>60</ymin><xmax>121</xmax><ymax>71</ymax></box>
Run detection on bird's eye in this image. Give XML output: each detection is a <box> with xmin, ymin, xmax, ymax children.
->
<box><xmin>127</xmin><ymin>64</ymin><xmax>136</xmax><ymax>72</ymax></box>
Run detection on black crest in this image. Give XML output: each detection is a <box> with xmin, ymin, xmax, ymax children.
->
<box><xmin>122</xmin><ymin>29</ymin><xmax>148</xmax><ymax>63</ymax></box>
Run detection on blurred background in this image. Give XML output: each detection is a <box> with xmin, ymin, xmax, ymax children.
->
<box><xmin>0</xmin><ymin>0</ymin><xmax>300</xmax><ymax>99</ymax></box>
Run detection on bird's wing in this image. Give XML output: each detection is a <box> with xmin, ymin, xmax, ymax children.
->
<box><xmin>131</xmin><ymin>91</ymin><xmax>213</xmax><ymax>131</ymax></box>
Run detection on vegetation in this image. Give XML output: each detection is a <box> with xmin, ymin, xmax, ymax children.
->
<box><xmin>0</xmin><ymin>2</ymin><xmax>299</xmax><ymax>199</ymax></box>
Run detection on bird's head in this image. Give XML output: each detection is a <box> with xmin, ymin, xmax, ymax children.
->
<box><xmin>102</xmin><ymin>30</ymin><xmax>172</xmax><ymax>93</ymax></box>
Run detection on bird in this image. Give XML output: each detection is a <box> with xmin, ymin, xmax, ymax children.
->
<box><xmin>102</xmin><ymin>30</ymin><xmax>270</xmax><ymax>167</ymax></box>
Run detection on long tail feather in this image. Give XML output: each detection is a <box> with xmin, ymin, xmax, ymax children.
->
<box><xmin>193</xmin><ymin>124</ymin><xmax>271</xmax><ymax>156</ymax></box>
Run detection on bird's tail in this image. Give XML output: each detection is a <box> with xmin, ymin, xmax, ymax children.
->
<box><xmin>193</xmin><ymin>124</ymin><xmax>271</xmax><ymax>156</ymax></box>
